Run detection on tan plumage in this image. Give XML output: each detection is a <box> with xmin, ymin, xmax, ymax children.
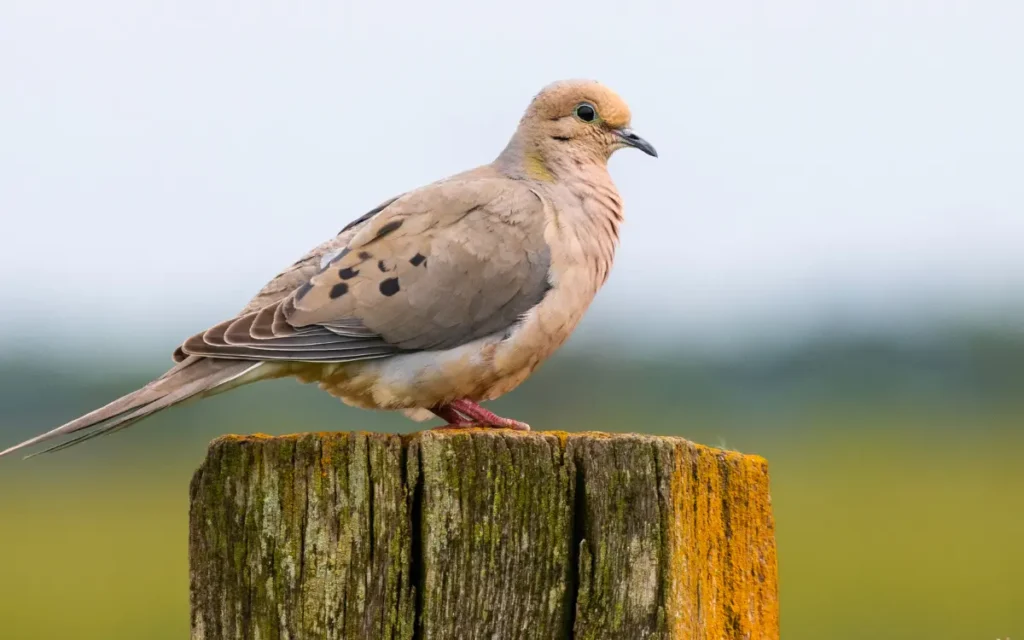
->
<box><xmin>1</xmin><ymin>79</ymin><xmax>656</xmax><ymax>459</ymax></box>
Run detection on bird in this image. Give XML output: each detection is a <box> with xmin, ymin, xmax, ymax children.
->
<box><xmin>0</xmin><ymin>79</ymin><xmax>657</xmax><ymax>459</ymax></box>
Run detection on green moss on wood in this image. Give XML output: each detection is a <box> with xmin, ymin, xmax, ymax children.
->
<box><xmin>189</xmin><ymin>433</ymin><xmax>413</xmax><ymax>640</ymax></box>
<box><xmin>410</xmin><ymin>429</ymin><xmax>575</xmax><ymax>639</ymax></box>
<box><xmin>190</xmin><ymin>430</ymin><xmax>778</xmax><ymax>640</ymax></box>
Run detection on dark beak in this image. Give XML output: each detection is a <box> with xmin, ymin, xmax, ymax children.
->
<box><xmin>616</xmin><ymin>128</ymin><xmax>658</xmax><ymax>157</ymax></box>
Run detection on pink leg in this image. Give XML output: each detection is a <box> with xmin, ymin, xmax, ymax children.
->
<box><xmin>429</xmin><ymin>404</ymin><xmax>473</xmax><ymax>427</ymax></box>
<box><xmin>433</xmin><ymin>399</ymin><xmax>530</xmax><ymax>431</ymax></box>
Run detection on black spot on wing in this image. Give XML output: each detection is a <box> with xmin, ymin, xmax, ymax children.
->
<box><xmin>379</xmin><ymin>278</ymin><xmax>400</xmax><ymax>297</ymax></box>
<box><xmin>358</xmin><ymin>251</ymin><xmax>373</xmax><ymax>261</ymax></box>
<box><xmin>375</xmin><ymin>219</ymin><xmax>403</xmax><ymax>238</ymax></box>
<box><xmin>338</xmin><ymin>267</ymin><xmax>359</xmax><ymax>280</ymax></box>
<box><xmin>329</xmin><ymin>283</ymin><xmax>349</xmax><ymax>299</ymax></box>
<box><xmin>409</xmin><ymin>253</ymin><xmax>426</xmax><ymax>267</ymax></box>
<box><xmin>378</xmin><ymin>259</ymin><xmax>393</xmax><ymax>273</ymax></box>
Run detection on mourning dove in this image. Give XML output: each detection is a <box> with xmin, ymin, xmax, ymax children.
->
<box><xmin>1</xmin><ymin>79</ymin><xmax>656</xmax><ymax>458</ymax></box>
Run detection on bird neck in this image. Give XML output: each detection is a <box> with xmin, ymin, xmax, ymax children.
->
<box><xmin>493</xmin><ymin>129</ymin><xmax>609</xmax><ymax>184</ymax></box>
<box><xmin>494</xmin><ymin>129</ymin><xmax>624</xmax><ymax>290</ymax></box>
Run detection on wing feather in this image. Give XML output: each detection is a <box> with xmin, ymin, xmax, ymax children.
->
<box><xmin>177</xmin><ymin>175</ymin><xmax>551</xmax><ymax>363</ymax></box>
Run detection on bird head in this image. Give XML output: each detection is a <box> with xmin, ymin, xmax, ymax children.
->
<box><xmin>519</xmin><ymin>79</ymin><xmax>658</xmax><ymax>164</ymax></box>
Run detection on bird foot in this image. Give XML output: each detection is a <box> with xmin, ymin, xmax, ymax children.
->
<box><xmin>429</xmin><ymin>419</ymin><xmax>531</xmax><ymax>432</ymax></box>
<box><xmin>429</xmin><ymin>400</ymin><xmax>531</xmax><ymax>431</ymax></box>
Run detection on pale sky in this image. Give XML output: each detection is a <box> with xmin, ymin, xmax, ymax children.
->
<box><xmin>1</xmin><ymin>0</ymin><xmax>1022</xmax><ymax>353</ymax></box>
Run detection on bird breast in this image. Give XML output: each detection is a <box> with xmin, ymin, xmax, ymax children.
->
<box><xmin>489</xmin><ymin>179</ymin><xmax>623</xmax><ymax>385</ymax></box>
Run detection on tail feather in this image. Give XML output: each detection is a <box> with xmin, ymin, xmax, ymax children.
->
<box><xmin>0</xmin><ymin>358</ymin><xmax>265</xmax><ymax>459</ymax></box>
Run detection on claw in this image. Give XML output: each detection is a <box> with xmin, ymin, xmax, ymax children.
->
<box><xmin>429</xmin><ymin>400</ymin><xmax>530</xmax><ymax>431</ymax></box>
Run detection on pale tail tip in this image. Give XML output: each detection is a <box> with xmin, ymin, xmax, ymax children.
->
<box><xmin>0</xmin><ymin>435</ymin><xmax>49</xmax><ymax>460</ymax></box>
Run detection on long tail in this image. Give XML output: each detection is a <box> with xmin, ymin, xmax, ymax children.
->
<box><xmin>0</xmin><ymin>357</ymin><xmax>266</xmax><ymax>459</ymax></box>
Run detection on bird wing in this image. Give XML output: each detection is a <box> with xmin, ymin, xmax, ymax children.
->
<box><xmin>178</xmin><ymin>177</ymin><xmax>552</xmax><ymax>361</ymax></box>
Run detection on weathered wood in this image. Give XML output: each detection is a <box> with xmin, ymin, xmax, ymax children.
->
<box><xmin>190</xmin><ymin>429</ymin><xmax>778</xmax><ymax>640</ymax></box>
<box><xmin>189</xmin><ymin>432</ymin><xmax>414</xmax><ymax>639</ymax></box>
<box><xmin>412</xmin><ymin>430</ymin><xmax>574</xmax><ymax>639</ymax></box>
<box><xmin>569</xmin><ymin>434</ymin><xmax>779</xmax><ymax>639</ymax></box>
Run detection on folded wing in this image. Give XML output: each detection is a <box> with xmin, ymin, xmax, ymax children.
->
<box><xmin>179</xmin><ymin>178</ymin><xmax>552</xmax><ymax>362</ymax></box>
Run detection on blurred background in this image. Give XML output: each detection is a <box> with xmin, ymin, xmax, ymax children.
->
<box><xmin>1</xmin><ymin>1</ymin><xmax>1022</xmax><ymax>638</ymax></box>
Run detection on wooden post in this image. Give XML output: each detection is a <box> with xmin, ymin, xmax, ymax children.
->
<box><xmin>189</xmin><ymin>429</ymin><xmax>779</xmax><ymax>639</ymax></box>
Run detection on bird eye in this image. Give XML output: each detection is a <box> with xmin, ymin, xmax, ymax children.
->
<box><xmin>574</xmin><ymin>102</ymin><xmax>597</xmax><ymax>123</ymax></box>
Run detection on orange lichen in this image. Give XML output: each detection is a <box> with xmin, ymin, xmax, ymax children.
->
<box><xmin>665</xmin><ymin>441</ymin><xmax>779</xmax><ymax>639</ymax></box>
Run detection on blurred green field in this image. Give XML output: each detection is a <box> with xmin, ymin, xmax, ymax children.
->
<box><xmin>1</xmin><ymin>335</ymin><xmax>1022</xmax><ymax>639</ymax></box>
